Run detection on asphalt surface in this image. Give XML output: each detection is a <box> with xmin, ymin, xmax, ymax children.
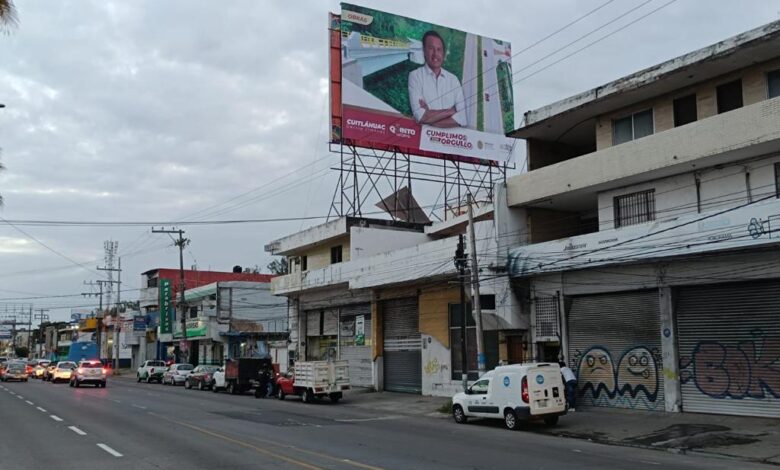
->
<box><xmin>0</xmin><ymin>377</ymin><xmax>774</xmax><ymax>470</ymax></box>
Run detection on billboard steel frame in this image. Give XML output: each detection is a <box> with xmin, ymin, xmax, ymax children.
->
<box><xmin>327</xmin><ymin>143</ymin><xmax>509</xmax><ymax>222</ymax></box>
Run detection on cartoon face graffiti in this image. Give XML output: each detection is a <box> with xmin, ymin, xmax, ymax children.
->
<box><xmin>578</xmin><ymin>348</ymin><xmax>616</xmax><ymax>397</ymax></box>
<box><xmin>616</xmin><ymin>347</ymin><xmax>658</xmax><ymax>401</ymax></box>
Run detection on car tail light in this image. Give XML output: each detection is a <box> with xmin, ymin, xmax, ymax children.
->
<box><xmin>103</xmin><ymin>368</ymin><xmax>108</xmax><ymax>374</ymax></box>
<box><xmin>521</xmin><ymin>376</ymin><xmax>529</xmax><ymax>403</ymax></box>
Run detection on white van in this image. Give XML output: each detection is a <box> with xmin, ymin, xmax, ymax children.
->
<box><xmin>451</xmin><ymin>363</ymin><xmax>566</xmax><ymax>430</ymax></box>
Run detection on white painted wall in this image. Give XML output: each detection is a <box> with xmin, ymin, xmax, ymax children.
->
<box><xmin>508</xmin><ymin>97</ymin><xmax>780</xmax><ymax>208</ymax></box>
<box><xmin>349</xmin><ymin>226</ymin><xmax>429</xmax><ymax>259</ymax></box>
<box><xmin>421</xmin><ymin>333</ymin><xmax>463</xmax><ymax>397</ymax></box>
<box><xmin>597</xmin><ymin>153</ymin><xmax>780</xmax><ymax>231</ymax></box>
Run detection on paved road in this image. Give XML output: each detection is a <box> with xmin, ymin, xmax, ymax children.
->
<box><xmin>0</xmin><ymin>377</ymin><xmax>772</xmax><ymax>469</ymax></box>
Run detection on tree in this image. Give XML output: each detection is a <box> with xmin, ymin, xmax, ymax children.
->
<box><xmin>0</xmin><ymin>0</ymin><xmax>18</xmax><ymax>33</ymax></box>
<box><xmin>266</xmin><ymin>257</ymin><xmax>289</xmax><ymax>275</ymax></box>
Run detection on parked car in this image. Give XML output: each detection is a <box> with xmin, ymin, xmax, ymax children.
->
<box><xmin>1</xmin><ymin>362</ymin><xmax>28</xmax><ymax>382</ymax></box>
<box><xmin>33</xmin><ymin>360</ymin><xmax>51</xmax><ymax>379</ymax></box>
<box><xmin>185</xmin><ymin>365</ymin><xmax>219</xmax><ymax>390</ymax></box>
<box><xmin>50</xmin><ymin>361</ymin><xmax>77</xmax><ymax>384</ymax></box>
<box><xmin>162</xmin><ymin>363</ymin><xmax>193</xmax><ymax>386</ymax></box>
<box><xmin>451</xmin><ymin>363</ymin><xmax>567</xmax><ymax>430</ymax></box>
<box><xmin>43</xmin><ymin>363</ymin><xmax>58</xmax><ymax>381</ymax></box>
<box><xmin>275</xmin><ymin>360</ymin><xmax>349</xmax><ymax>403</ymax></box>
<box><xmin>136</xmin><ymin>360</ymin><xmax>167</xmax><ymax>383</ymax></box>
<box><xmin>69</xmin><ymin>360</ymin><xmax>107</xmax><ymax>388</ymax></box>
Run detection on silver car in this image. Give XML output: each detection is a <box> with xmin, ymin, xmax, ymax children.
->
<box><xmin>162</xmin><ymin>363</ymin><xmax>193</xmax><ymax>386</ymax></box>
<box><xmin>70</xmin><ymin>360</ymin><xmax>107</xmax><ymax>388</ymax></box>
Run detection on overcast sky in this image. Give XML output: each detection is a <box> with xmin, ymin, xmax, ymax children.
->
<box><xmin>0</xmin><ymin>0</ymin><xmax>778</xmax><ymax>322</ymax></box>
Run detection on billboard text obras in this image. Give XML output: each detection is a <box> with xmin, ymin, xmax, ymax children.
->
<box><xmin>337</xmin><ymin>4</ymin><xmax>516</xmax><ymax>162</ymax></box>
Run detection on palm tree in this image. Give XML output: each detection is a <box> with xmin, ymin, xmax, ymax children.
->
<box><xmin>0</xmin><ymin>0</ymin><xmax>18</xmax><ymax>32</ymax></box>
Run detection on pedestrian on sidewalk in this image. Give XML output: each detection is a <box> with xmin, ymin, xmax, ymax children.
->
<box><xmin>559</xmin><ymin>361</ymin><xmax>577</xmax><ymax>411</ymax></box>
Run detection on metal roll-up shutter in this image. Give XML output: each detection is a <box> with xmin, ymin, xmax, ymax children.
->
<box><xmin>383</xmin><ymin>297</ymin><xmax>421</xmax><ymax>393</ymax></box>
<box><xmin>677</xmin><ymin>281</ymin><xmax>780</xmax><ymax>418</ymax></box>
<box><xmin>339</xmin><ymin>303</ymin><xmax>373</xmax><ymax>388</ymax></box>
<box><xmin>567</xmin><ymin>290</ymin><xmax>663</xmax><ymax>411</ymax></box>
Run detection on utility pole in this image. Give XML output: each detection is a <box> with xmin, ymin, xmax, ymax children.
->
<box><xmin>454</xmin><ymin>234</ymin><xmax>469</xmax><ymax>391</ymax></box>
<box><xmin>99</xmin><ymin>248</ymin><xmax>122</xmax><ymax>370</ymax></box>
<box><xmin>153</xmin><ymin>227</ymin><xmax>189</xmax><ymax>363</ymax></box>
<box><xmin>34</xmin><ymin>309</ymin><xmax>50</xmax><ymax>359</ymax></box>
<box><xmin>27</xmin><ymin>305</ymin><xmax>32</xmax><ymax>356</ymax></box>
<box><xmin>467</xmin><ymin>194</ymin><xmax>486</xmax><ymax>375</ymax></box>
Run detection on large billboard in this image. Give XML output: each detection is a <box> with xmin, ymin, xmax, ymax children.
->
<box><xmin>333</xmin><ymin>4</ymin><xmax>516</xmax><ymax>163</ymax></box>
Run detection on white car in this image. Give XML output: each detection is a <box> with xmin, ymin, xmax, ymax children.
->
<box><xmin>50</xmin><ymin>361</ymin><xmax>77</xmax><ymax>384</ymax></box>
<box><xmin>452</xmin><ymin>363</ymin><xmax>566</xmax><ymax>430</ymax></box>
<box><xmin>162</xmin><ymin>363</ymin><xmax>194</xmax><ymax>386</ymax></box>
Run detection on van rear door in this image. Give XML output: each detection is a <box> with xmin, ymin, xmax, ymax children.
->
<box><xmin>526</xmin><ymin>365</ymin><xmax>566</xmax><ymax>415</ymax></box>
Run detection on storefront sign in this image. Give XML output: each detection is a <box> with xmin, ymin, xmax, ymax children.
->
<box><xmin>355</xmin><ymin>315</ymin><xmax>365</xmax><ymax>346</ymax></box>
<box><xmin>159</xmin><ymin>279</ymin><xmax>173</xmax><ymax>334</ymax></box>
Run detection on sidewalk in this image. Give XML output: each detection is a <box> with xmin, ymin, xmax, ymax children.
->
<box><xmin>341</xmin><ymin>391</ymin><xmax>780</xmax><ymax>466</ymax></box>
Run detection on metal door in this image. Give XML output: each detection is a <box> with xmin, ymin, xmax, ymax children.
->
<box><xmin>677</xmin><ymin>281</ymin><xmax>780</xmax><ymax>417</ymax></box>
<box><xmin>382</xmin><ymin>297</ymin><xmax>421</xmax><ymax>393</ymax></box>
<box><xmin>567</xmin><ymin>290</ymin><xmax>663</xmax><ymax>411</ymax></box>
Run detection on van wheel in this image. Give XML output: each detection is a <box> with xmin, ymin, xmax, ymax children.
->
<box><xmin>452</xmin><ymin>405</ymin><xmax>468</xmax><ymax>424</ymax></box>
<box><xmin>277</xmin><ymin>387</ymin><xmax>285</xmax><ymax>400</ymax></box>
<box><xmin>544</xmin><ymin>415</ymin><xmax>559</xmax><ymax>426</ymax></box>
<box><xmin>504</xmin><ymin>410</ymin><xmax>520</xmax><ymax>431</ymax></box>
<box><xmin>211</xmin><ymin>382</ymin><xmax>219</xmax><ymax>393</ymax></box>
<box><xmin>302</xmin><ymin>388</ymin><xmax>313</xmax><ymax>404</ymax></box>
<box><xmin>137</xmin><ymin>374</ymin><xmax>141</xmax><ymax>383</ymax></box>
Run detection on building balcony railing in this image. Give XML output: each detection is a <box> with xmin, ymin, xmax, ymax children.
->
<box><xmin>507</xmin><ymin>97</ymin><xmax>780</xmax><ymax>209</ymax></box>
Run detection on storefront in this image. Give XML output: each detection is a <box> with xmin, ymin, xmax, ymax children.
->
<box><xmin>676</xmin><ymin>280</ymin><xmax>780</xmax><ymax>418</ymax></box>
<box><xmin>567</xmin><ymin>290</ymin><xmax>664</xmax><ymax>411</ymax></box>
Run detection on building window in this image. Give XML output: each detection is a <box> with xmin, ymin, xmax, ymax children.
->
<box><xmin>449</xmin><ymin>304</ymin><xmax>498</xmax><ymax>381</ymax></box>
<box><xmin>612</xmin><ymin>109</ymin><xmax>653</xmax><ymax>145</ymax></box>
<box><xmin>614</xmin><ymin>189</ymin><xmax>656</xmax><ymax>228</ymax></box>
<box><xmin>300</xmin><ymin>255</ymin><xmax>307</xmax><ymax>271</ymax></box>
<box><xmin>479</xmin><ymin>294</ymin><xmax>496</xmax><ymax>310</ymax></box>
<box><xmin>147</xmin><ymin>277</ymin><xmax>158</xmax><ymax>288</ymax></box>
<box><xmin>769</xmin><ymin>70</ymin><xmax>780</xmax><ymax>99</ymax></box>
<box><xmin>716</xmin><ymin>79</ymin><xmax>743</xmax><ymax>114</ymax></box>
<box><xmin>189</xmin><ymin>306</ymin><xmax>198</xmax><ymax>319</ymax></box>
<box><xmin>673</xmin><ymin>94</ymin><xmax>697</xmax><ymax>127</ymax></box>
<box><xmin>330</xmin><ymin>245</ymin><xmax>343</xmax><ymax>264</ymax></box>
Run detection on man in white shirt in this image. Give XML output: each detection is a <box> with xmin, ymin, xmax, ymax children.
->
<box><xmin>559</xmin><ymin>361</ymin><xmax>578</xmax><ymax>411</ymax></box>
<box><xmin>408</xmin><ymin>30</ymin><xmax>467</xmax><ymax>128</ymax></box>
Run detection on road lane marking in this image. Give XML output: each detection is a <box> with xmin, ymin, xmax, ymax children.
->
<box><xmin>639</xmin><ymin>461</ymin><xmax>660</xmax><ymax>466</ymax></box>
<box><xmin>573</xmin><ymin>449</ymin><xmax>582</xmax><ymax>453</ymax></box>
<box><xmin>16</xmin><ymin>395</ymin><xmax>23</xmax><ymax>399</ymax></box>
<box><xmin>149</xmin><ymin>412</ymin><xmax>383</xmax><ymax>470</ymax></box>
<box><xmin>25</xmin><ymin>400</ymin><xmax>34</xmax><ymax>405</ymax></box>
<box><xmin>8</xmin><ymin>391</ymin><xmax>15</xmax><ymax>395</ymax></box>
<box><xmin>131</xmin><ymin>404</ymin><xmax>147</xmax><ymax>410</ymax></box>
<box><xmin>68</xmin><ymin>426</ymin><xmax>87</xmax><ymax>436</ymax></box>
<box><xmin>50</xmin><ymin>415</ymin><xmax>63</xmax><ymax>422</ymax></box>
<box><xmin>111</xmin><ymin>399</ymin><xmax>121</xmax><ymax>404</ymax></box>
<box><xmin>36</xmin><ymin>406</ymin><xmax>47</xmax><ymax>412</ymax></box>
<box><xmin>97</xmin><ymin>443</ymin><xmax>123</xmax><ymax>457</ymax></box>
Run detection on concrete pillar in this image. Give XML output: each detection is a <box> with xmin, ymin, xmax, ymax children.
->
<box><xmin>659</xmin><ymin>286</ymin><xmax>681</xmax><ymax>412</ymax></box>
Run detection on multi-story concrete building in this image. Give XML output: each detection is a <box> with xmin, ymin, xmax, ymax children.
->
<box><xmin>506</xmin><ymin>21</ymin><xmax>780</xmax><ymax>417</ymax></box>
<box><xmin>182</xmin><ymin>281</ymin><xmax>288</xmax><ymax>368</ymax></box>
<box><xmin>266</xmin><ymin>209</ymin><xmax>528</xmax><ymax>395</ymax></box>
<box><xmin>138</xmin><ymin>268</ymin><xmax>274</xmax><ymax>363</ymax></box>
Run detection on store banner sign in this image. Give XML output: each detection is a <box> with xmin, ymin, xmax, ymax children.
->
<box><xmin>159</xmin><ymin>279</ymin><xmax>173</xmax><ymax>334</ymax></box>
<box><xmin>355</xmin><ymin>315</ymin><xmax>365</xmax><ymax>346</ymax></box>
